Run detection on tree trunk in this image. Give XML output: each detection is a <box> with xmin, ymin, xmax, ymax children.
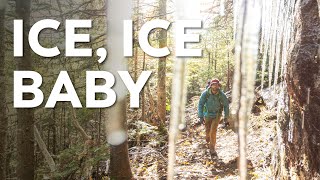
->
<box><xmin>157</xmin><ymin>0</ymin><xmax>167</xmax><ymax>125</ymax></box>
<box><xmin>0</xmin><ymin>6</ymin><xmax>7</xmax><ymax>180</ymax></box>
<box><xmin>34</xmin><ymin>126</ymin><xmax>56</xmax><ymax>172</ymax></box>
<box><xmin>214</xmin><ymin>44</ymin><xmax>217</xmax><ymax>74</ymax></box>
<box><xmin>227</xmin><ymin>51</ymin><xmax>230</xmax><ymax>91</ymax></box>
<box><xmin>273</xmin><ymin>0</ymin><xmax>320</xmax><ymax>179</ymax></box>
<box><xmin>52</xmin><ymin>109</ymin><xmax>56</xmax><ymax>155</ymax></box>
<box><xmin>71</xmin><ymin>108</ymin><xmax>91</xmax><ymax>141</ymax></box>
<box><xmin>318</xmin><ymin>0</ymin><xmax>320</xmax><ymax>16</ymax></box>
<box><xmin>15</xmin><ymin>0</ymin><xmax>35</xmax><ymax>179</ymax></box>
<box><xmin>134</xmin><ymin>0</ymin><xmax>140</xmax><ymax>81</ymax></box>
<box><xmin>70</xmin><ymin>108</ymin><xmax>95</xmax><ymax>178</ymax></box>
<box><xmin>141</xmin><ymin>52</ymin><xmax>146</xmax><ymax>121</ymax></box>
<box><xmin>208</xmin><ymin>52</ymin><xmax>211</xmax><ymax>80</ymax></box>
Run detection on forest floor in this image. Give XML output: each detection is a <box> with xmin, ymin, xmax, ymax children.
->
<box><xmin>129</xmin><ymin>98</ymin><xmax>278</xmax><ymax>179</ymax></box>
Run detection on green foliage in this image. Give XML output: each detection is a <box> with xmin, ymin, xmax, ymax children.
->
<box><xmin>51</xmin><ymin>147</ymin><xmax>81</xmax><ymax>179</ymax></box>
<box><xmin>187</xmin><ymin>60</ymin><xmax>206</xmax><ymax>98</ymax></box>
<box><xmin>128</xmin><ymin>121</ymin><xmax>159</xmax><ymax>146</ymax></box>
<box><xmin>184</xmin><ymin>5</ymin><xmax>235</xmax><ymax>100</ymax></box>
<box><xmin>49</xmin><ymin>144</ymin><xmax>109</xmax><ymax>179</ymax></box>
<box><xmin>128</xmin><ymin>120</ymin><xmax>168</xmax><ymax>147</ymax></box>
<box><xmin>166</xmin><ymin>99</ymin><xmax>171</xmax><ymax>111</ymax></box>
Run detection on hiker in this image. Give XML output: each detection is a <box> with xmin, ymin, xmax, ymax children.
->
<box><xmin>198</xmin><ymin>79</ymin><xmax>229</xmax><ymax>157</ymax></box>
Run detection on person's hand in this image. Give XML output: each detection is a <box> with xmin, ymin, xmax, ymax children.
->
<box><xmin>195</xmin><ymin>117</ymin><xmax>204</xmax><ymax>126</ymax></box>
<box><xmin>223</xmin><ymin>118</ymin><xmax>230</xmax><ymax>127</ymax></box>
<box><xmin>199</xmin><ymin>117</ymin><xmax>204</xmax><ymax>124</ymax></box>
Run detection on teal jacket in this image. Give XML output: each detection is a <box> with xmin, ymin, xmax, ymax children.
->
<box><xmin>198</xmin><ymin>88</ymin><xmax>229</xmax><ymax>118</ymax></box>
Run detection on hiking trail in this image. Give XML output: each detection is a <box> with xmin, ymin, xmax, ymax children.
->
<box><xmin>130</xmin><ymin>99</ymin><xmax>277</xmax><ymax>179</ymax></box>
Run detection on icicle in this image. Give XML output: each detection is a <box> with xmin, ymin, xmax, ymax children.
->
<box><xmin>233</xmin><ymin>0</ymin><xmax>243</xmax><ymax>40</ymax></box>
<box><xmin>105</xmin><ymin>0</ymin><xmax>132</xmax><ymax>146</ymax></box>
<box><xmin>280</xmin><ymin>14</ymin><xmax>289</xmax><ymax>79</ymax></box>
<box><xmin>268</xmin><ymin>0</ymin><xmax>279</xmax><ymax>88</ymax></box>
<box><xmin>273</xmin><ymin>0</ymin><xmax>285</xmax><ymax>94</ymax></box>
<box><xmin>307</xmin><ymin>88</ymin><xmax>310</xmax><ymax>104</ymax></box>
<box><xmin>260</xmin><ymin>0</ymin><xmax>271</xmax><ymax>54</ymax></box>
<box><xmin>231</xmin><ymin>0</ymin><xmax>244</xmax><ymax>122</ymax></box>
<box><xmin>261</xmin><ymin>38</ymin><xmax>269</xmax><ymax>89</ymax></box>
<box><xmin>233</xmin><ymin>0</ymin><xmax>238</xmax><ymax>40</ymax></box>
<box><xmin>288</xmin><ymin>119</ymin><xmax>294</xmax><ymax>143</ymax></box>
<box><xmin>281</xmin><ymin>0</ymin><xmax>296</xmax><ymax>79</ymax></box>
<box><xmin>220</xmin><ymin>0</ymin><xmax>225</xmax><ymax>16</ymax></box>
<box><xmin>232</xmin><ymin>0</ymin><xmax>262</xmax><ymax>179</ymax></box>
<box><xmin>302</xmin><ymin>106</ymin><xmax>305</xmax><ymax>129</ymax></box>
<box><xmin>259</xmin><ymin>7</ymin><xmax>264</xmax><ymax>53</ymax></box>
<box><xmin>302</xmin><ymin>88</ymin><xmax>311</xmax><ymax>129</ymax></box>
<box><xmin>260</xmin><ymin>0</ymin><xmax>272</xmax><ymax>89</ymax></box>
<box><xmin>167</xmin><ymin>0</ymin><xmax>190</xmax><ymax>178</ymax></box>
<box><xmin>286</xmin><ymin>0</ymin><xmax>296</xmax><ymax>46</ymax></box>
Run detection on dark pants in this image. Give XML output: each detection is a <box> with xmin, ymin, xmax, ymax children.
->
<box><xmin>205</xmin><ymin>116</ymin><xmax>221</xmax><ymax>151</ymax></box>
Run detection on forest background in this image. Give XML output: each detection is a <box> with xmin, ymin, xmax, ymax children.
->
<box><xmin>0</xmin><ymin>0</ymin><xmax>319</xmax><ymax>179</ymax></box>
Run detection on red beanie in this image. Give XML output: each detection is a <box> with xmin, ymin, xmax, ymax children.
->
<box><xmin>210</xmin><ymin>79</ymin><xmax>221</xmax><ymax>86</ymax></box>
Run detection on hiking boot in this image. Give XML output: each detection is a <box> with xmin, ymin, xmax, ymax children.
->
<box><xmin>221</xmin><ymin>121</ymin><xmax>230</xmax><ymax>129</ymax></box>
<box><xmin>210</xmin><ymin>149</ymin><xmax>218</xmax><ymax>158</ymax></box>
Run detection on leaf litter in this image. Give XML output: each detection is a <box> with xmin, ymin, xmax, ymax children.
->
<box><xmin>129</xmin><ymin>96</ymin><xmax>277</xmax><ymax>179</ymax></box>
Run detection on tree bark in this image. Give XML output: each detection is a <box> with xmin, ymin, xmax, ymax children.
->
<box><xmin>318</xmin><ymin>0</ymin><xmax>320</xmax><ymax>16</ymax></box>
<box><xmin>208</xmin><ymin>52</ymin><xmax>211</xmax><ymax>80</ymax></box>
<box><xmin>15</xmin><ymin>0</ymin><xmax>35</xmax><ymax>179</ymax></box>
<box><xmin>71</xmin><ymin>108</ymin><xmax>91</xmax><ymax>141</ymax></box>
<box><xmin>34</xmin><ymin>126</ymin><xmax>56</xmax><ymax>172</ymax></box>
<box><xmin>134</xmin><ymin>0</ymin><xmax>140</xmax><ymax>81</ymax></box>
<box><xmin>157</xmin><ymin>0</ymin><xmax>167</xmax><ymax>125</ymax></box>
<box><xmin>0</xmin><ymin>6</ymin><xmax>7</xmax><ymax>180</ymax></box>
<box><xmin>141</xmin><ymin>52</ymin><xmax>146</xmax><ymax>121</ymax></box>
<box><xmin>52</xmin><ymin>109</ymin><xmax>57</xmax><ymax>155</ymax></box>
<box><xmin>274</xmin><ymin>0</ymin><xmax>320</xmax><ymax>179</ymax></box>
<box><xmin>227</xmin><ymin>51</ymin><xmax>230</xmax><ymax>91</ymax></box>
<box><xmin>214</xmin><ymin>44</ymin><xmax>217</xmax><ymax>74</ymax></box>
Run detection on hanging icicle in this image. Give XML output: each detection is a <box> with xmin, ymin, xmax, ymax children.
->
<box><xmin>231</xmin><ymin>0</ymin><xmax>262</xmax><ymax>179</ymax></box>
<box><xmin>280</xmin><ymin>2</ymin><xmax>290</xmax><ymax>79</ymax></box>
<box><xmin>288</xmin><ymin>118</ymin><xmax>294</xmax><ymax>143</ymax></box>
<box><xmin>259</xmin><ymin>0</ymin><xmax>266</xmax><ymax>53</ymax></box>
<box><xmin>260</xmin><ymin>0</ymin><xmax>272</xmax><ymax>90</ymax></box>
<box><xmin>220</xmin><ymin>0</ymin><xmax>225</xmax><ymax>16</ymax></box>
<box><xmin>273</xmin><ymin>0</ymin><xmax>297</xmax><ymax>136</ymax></box>
<box><xmin>268</xmin><ymin>0</ymin><xmax>281</xmax><ymax>89</ymax></box>
<box><xmin>260</xmin><ymin>0</ymin><xmax>297</xmax><ymax>91</ymax></box>
<box><xmin>167</xmin><ymin>0</ymin><xmax>194</xmax><ymax>179</ymax></box>
<box><xmin>233</xmin><ymin>0</ymin><xmax>243</xmax><ymax>40</ymax></box>
<box><xmin>273</xmin><ymin>0</ymin><xmax>285</xmax><ymax>94</ymax></box>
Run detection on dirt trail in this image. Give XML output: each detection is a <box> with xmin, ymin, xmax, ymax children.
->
<box><xmin>173</xmin><ymin>106</ymin><xmax>276</xmax><ymax>179</ymax></box>
<box><xmin>129</xmin><ymin>105</ymin><xmax>276</xmax><ymax>179</ymax></box>
<box><xmin>174</xmin><ymin>124</ymin><xmax>239</xmax><ymax>179</ymax></box>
